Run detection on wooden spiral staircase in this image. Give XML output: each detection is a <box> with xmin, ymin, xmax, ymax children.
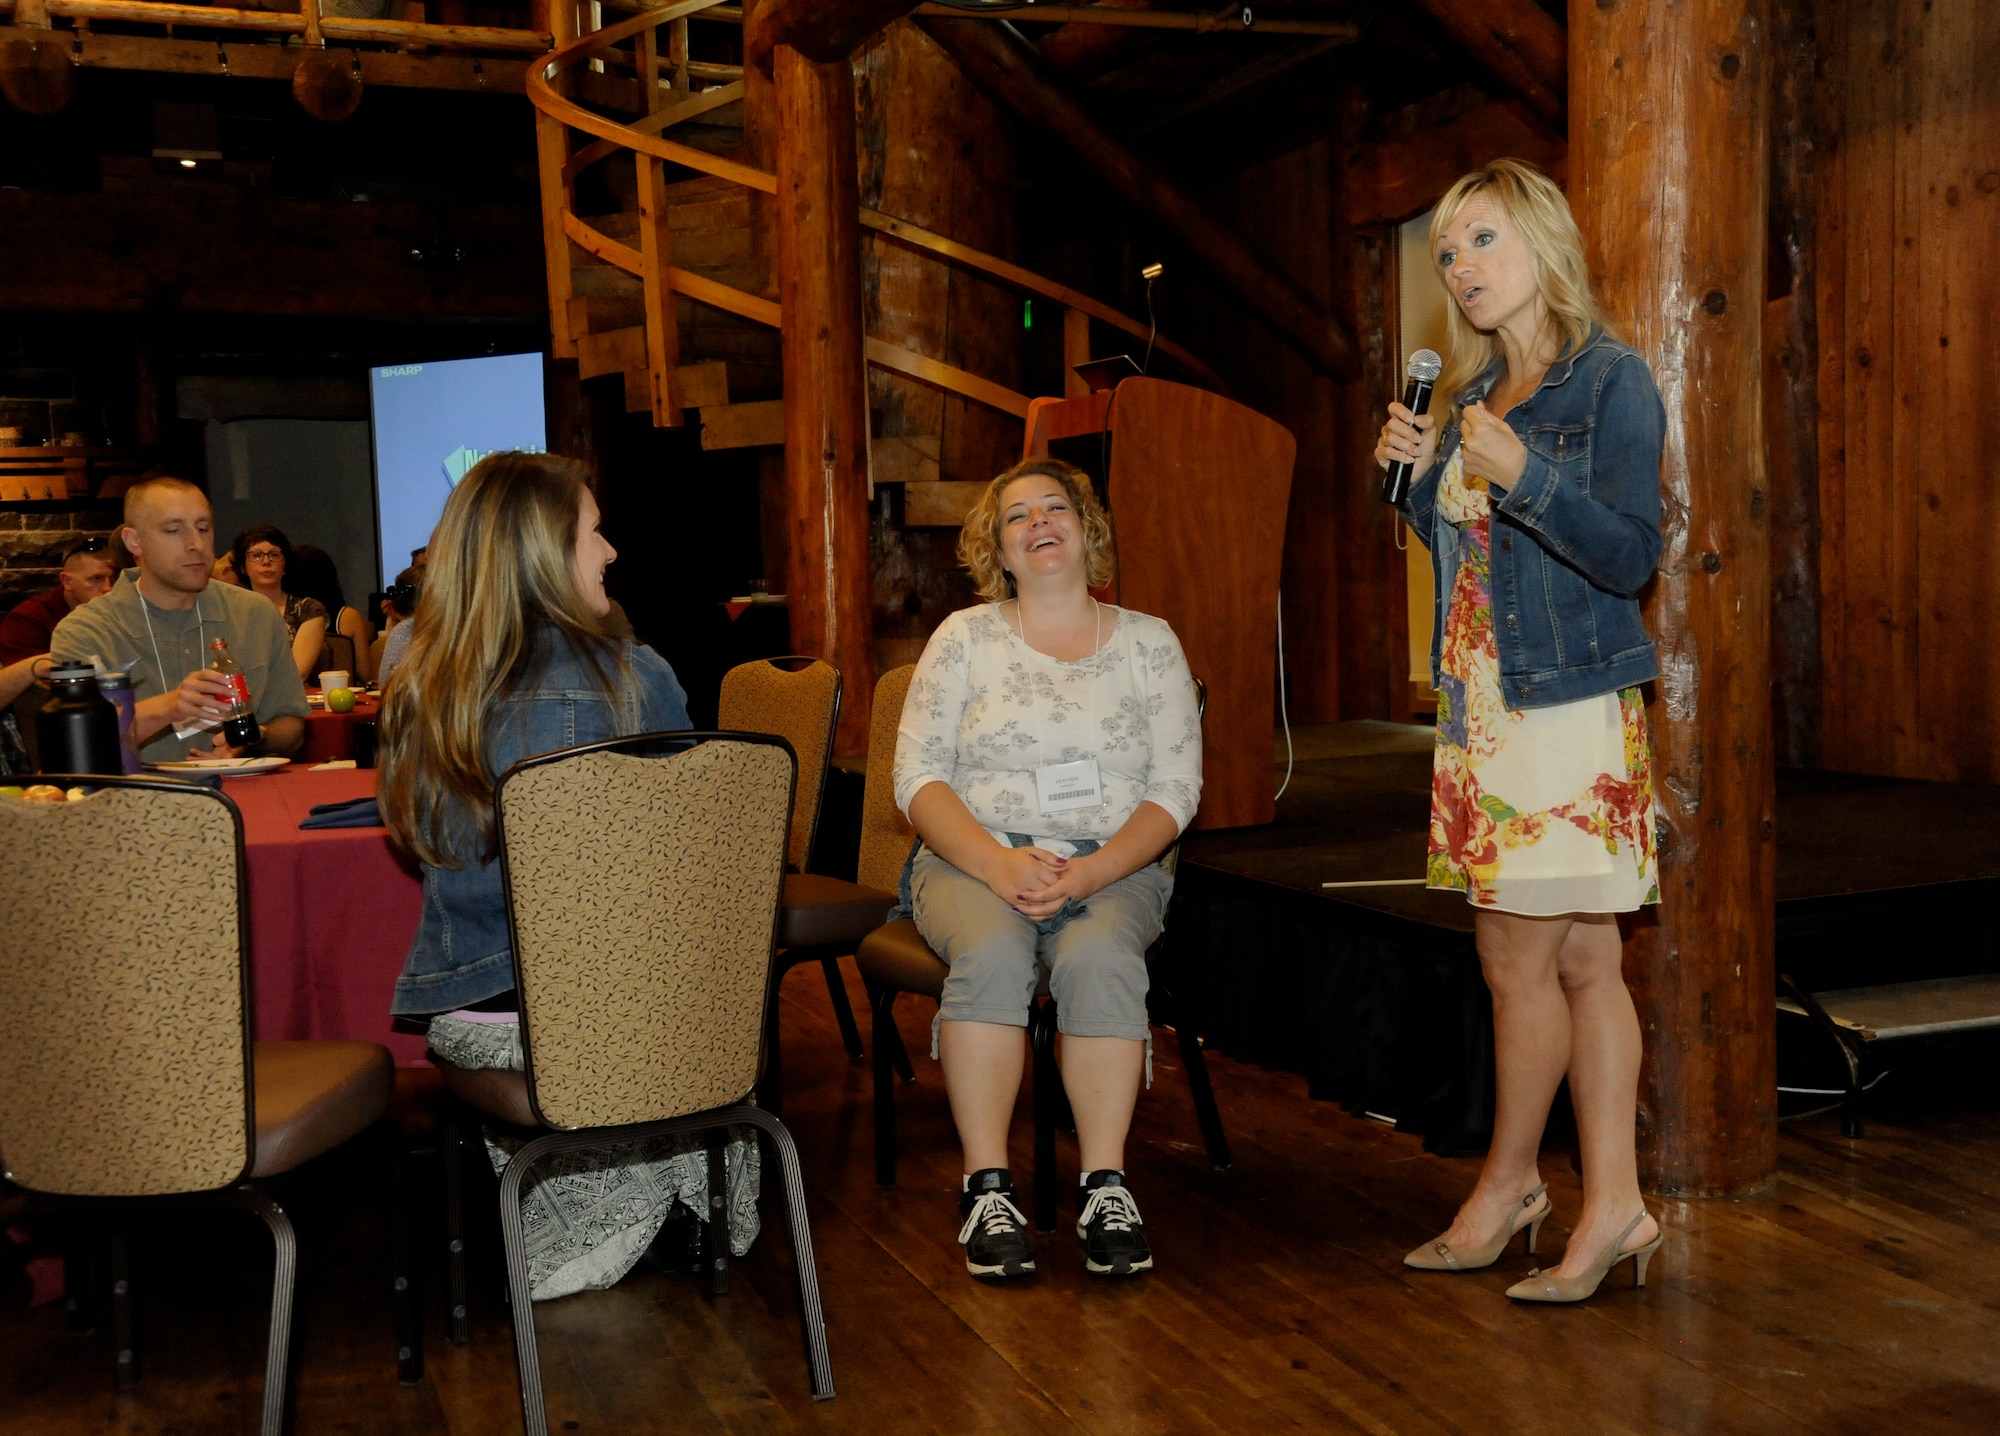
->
<box><xmin>527</xmin><ymin>0</ymin><xmax>1221</xmax><ymax>493</ymax></box>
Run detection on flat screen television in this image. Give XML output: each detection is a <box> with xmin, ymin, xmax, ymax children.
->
<box><xmin>369</xmin><ymin>352</ymin><xmax>547</xmax><ymax>583</ymax></box>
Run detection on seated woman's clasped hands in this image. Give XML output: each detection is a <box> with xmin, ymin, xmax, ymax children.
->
<box><xmin>893</xmin><ymin>458</ymin><xmax>1202</xmax><ymax>1282</ymax></box>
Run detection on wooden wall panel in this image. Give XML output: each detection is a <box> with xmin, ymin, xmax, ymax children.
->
<box><xmin>1211</xmin><ymin>140</ymin><xmax>1341</xmax><ymax>724</ymax></box>
<box><xmin>1181</xmin><ymin>130</ymin><xmax>1404</xmax><ymax>725</ymax></box>
<box><xmin>1814</xmin><ymin>0</ymin><xmax>2000</xmax><ymax>781</ymax></box>
<box><xmin>1767</xmin><ymin>0</ymin><xmax>1825</xmax><ymax>770</ymax></box>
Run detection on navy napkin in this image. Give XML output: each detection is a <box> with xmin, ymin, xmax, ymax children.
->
<box><xmin>300</xmin><ymin>797</ymin><xmax>382</xmax><ymax>830</ymax></box>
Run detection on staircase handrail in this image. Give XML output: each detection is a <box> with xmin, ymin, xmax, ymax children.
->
<box><xmin>526</xmin><ymin>0</ymin><xmax>1229</xmax><ymax>400</ymax></box>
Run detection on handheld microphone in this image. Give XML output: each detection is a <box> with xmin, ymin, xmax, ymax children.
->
<box><xmin>1382</xmin><ymin>348</ymin><xmax>1443</xmax><ymax>507</ymax></box>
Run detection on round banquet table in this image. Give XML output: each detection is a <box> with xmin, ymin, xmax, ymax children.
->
<box><xmin>299</xmin><ymin>692</ymin><xmax>380</xmax><ymax>764</ymax></box>
<box><xmin>229</xmin><ymin>764</ymin><xmax>428</xmax><ymax>1065</ymax></box>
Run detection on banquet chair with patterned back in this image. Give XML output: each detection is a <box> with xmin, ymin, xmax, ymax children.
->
<box><xmin>432</xmin><ymin>731</ymin><xmax>833</xmax><ymax>1434</ymax></box>
<box><xmin>718</xmin><ymin>658</ymin><xmax>896</xmax><ymax>1110</ymax></box>
<box><xmin>855</xmin><ymin>669</ymin><xmax>1231</xmax><ymax>1233</ymax></box>
<box><xmin>319</xmin><ymin>630</ymin><xmax>357</xmax><ymax>681</ymax></box>
<box><xmin>0</xmin><ymin>775</ymin><xmax>414</xmax><ymax>1436</ymax></box>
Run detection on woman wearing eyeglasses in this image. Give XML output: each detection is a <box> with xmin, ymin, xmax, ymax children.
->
<box><xmin>230</xmin><ymin>525</ymin><xmax>325</xmax><ymax>683</ymax></box>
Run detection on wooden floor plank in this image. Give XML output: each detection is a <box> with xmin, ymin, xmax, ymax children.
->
<box><xmin>9</xmin><ymin>963</ymin><xmax>2000</xmax><ymax>1434</ymax></box>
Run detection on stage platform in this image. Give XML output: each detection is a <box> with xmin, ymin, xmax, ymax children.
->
<box><xmin>1163</xmin><ymin>722</ymin><xmax>2000</xmax><ymax>1155</ymax></box>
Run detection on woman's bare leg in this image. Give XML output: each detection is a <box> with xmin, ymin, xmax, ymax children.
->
<box><xmin>1433</xmin><ymin>910</ymin><xmax>1573</xmax><ymax>1250</ymax></box>
<box><xmin>1547</xmin><ymin>915</ymin><xmax>1656</xmax><ymax>1275</ymax></box>
<box><xmin>1057</xmin><ymin>1035</ymin><xmax>1146</xmax><ymax>1173</ymax></box>
<box><xmin>939</xmin><ymin>1018</ymin><xmax>1027</xmax><ymax>1174</ymax></box>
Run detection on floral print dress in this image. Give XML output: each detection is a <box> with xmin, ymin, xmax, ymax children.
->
<box><xmin>1428</xmin><ymin>447</ymin><xmax>1660</xmax><ymax>915</ymax></box>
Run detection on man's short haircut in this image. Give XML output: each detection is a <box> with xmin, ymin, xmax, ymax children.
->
<box><xmin>63</xmin><ymin>535</ymin><xmax>113</xmax><ymax>566</ymax></box>
<box><xmin>122</xmin><ymin>475</ymin><xmax>207</xmax><ymax>527</ymax></box>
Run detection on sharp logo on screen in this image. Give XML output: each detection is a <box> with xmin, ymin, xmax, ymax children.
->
<box><xmin>379</xmin><ymin>365</ymin><xmax>424</xmax><ymax>378</ymax></box>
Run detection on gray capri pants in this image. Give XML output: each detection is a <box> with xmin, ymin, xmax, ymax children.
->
<box><xmin>910</xmin><ymin>846</ymin><xmax>1174</xmax><ymax>1041</ymax></box>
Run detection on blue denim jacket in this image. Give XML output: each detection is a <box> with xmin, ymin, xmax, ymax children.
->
<box><xmin>1399</xmin><ymin>328</ymin><xmax>1665</xmax><ymax>710</ymax></box>
<box><xmin>389</xmin><ymin>631</ymin><xmax>690</xmax><ymax>1016</ymax></box>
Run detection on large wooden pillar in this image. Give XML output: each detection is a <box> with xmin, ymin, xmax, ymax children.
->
<box><xmin>1570</xmin><ymin>0</ymin><xmax>1776</xmax><ymax>1195</ymax></box>
<box><xmin>775</xmin><ymin>43</ymin><xmax>876</xmax><ymax>750</ymax></box>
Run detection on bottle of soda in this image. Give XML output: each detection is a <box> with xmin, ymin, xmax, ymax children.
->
<box><xmin>209</xmin><ymin>638</ymin><xmax>262</xmax><ymax>749</ymax></box>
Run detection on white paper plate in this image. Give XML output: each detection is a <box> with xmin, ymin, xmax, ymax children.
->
<box><xmin>146</xmin><ymin>756</ymin><xmax>292</xmax><ymax>775</ymax></box>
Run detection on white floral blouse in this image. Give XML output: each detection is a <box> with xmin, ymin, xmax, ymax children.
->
<box><xmin>894</xmin><ymin>603</ymin><xmax>1204</xmax><ymax>849</ymax></box>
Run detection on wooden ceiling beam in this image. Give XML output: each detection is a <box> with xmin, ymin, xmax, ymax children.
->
<box><xmin>919</xmin><ymin>14</ymin><xmax>1358</xmax><ymax>378</ymax></box>
<box><xmin>1407</xmin><ymin>0</ymin><xmax>1565</xmax><ymax>131</ymax></box>
<box><xmin>1344</xmin><ymin>97</ymin><xmax>1566</xmax><ymax>227</ymax></box>
<box><xmin>0</xmin><ymin>24</ymin><xmax>532</xmax><ymax>91</ymax></box>
<box><xmin>1036</xmin><ymin>0</ymin><xmax>1157</xmax><ymax>80</ymax></box>
<box><xmin>0</xmin><ymin>25</ymin><xmax>531</xmax><ymax>92</ymax></box>
<box><xmin>743</xmin><ymin>0</ymin><xmax>922</xmax><ymax>75</ymax></box>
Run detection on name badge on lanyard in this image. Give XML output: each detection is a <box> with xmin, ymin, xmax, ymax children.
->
<box><xmin>1035</xmin><ymin>757</ymin><xmax>1104</xmax><ymax>814</ymax></box>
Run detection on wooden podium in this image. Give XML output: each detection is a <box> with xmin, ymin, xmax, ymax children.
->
<box><xmin>1024</xmin><ymin>377</ymin><xmax>1295</xmax><ymax>830</ymax></box>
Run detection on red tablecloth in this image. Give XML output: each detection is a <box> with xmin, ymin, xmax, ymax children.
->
<box><xmin>299</xmin><ymin>694</ymin><xmax>380</xmax><ymax>764</ymax></box>
<box><xmin>231</xmin><ymin>765</ymin><xmax>428</xmax><ymax>1065</ymax></box>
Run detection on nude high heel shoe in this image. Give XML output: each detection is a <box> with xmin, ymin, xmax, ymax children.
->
<box><xmin>1505</xmin><ymin>1208</ymin><xmax>1662</xmax><ymax>1303</ymax></box>
<box><xmin>1403</xmin><ymin>1184</ymin><xmax>1551</xmax><ymax>1272</ymax></box>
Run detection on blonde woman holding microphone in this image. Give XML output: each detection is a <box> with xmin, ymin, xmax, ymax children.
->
<box><xmin>1377</xmin><ymin>160</ymin><xmax>1667</xmax><ymax>1303</ymax></box>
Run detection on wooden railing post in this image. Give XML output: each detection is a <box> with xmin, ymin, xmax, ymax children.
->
<box><xmin>668</xmin><ymin>15</ymin><xmax>689</xmax><ymax>93</ymax></box>
<box><xmin>536</xmin><ymin>0</ymin><xmax>579</xmax><ymax>357</ymax></box>
<box><xmin>634</xmin><ymin>17</ymin><xmax>683</xmax><ymax>425</ymax></box>
<box><xmin>1062</xmin><ymin>305</ymin><xmax>1090</xmax><ymax>399</ymax></box>
<box><xmin>775</xmin><ymin>41</ymin><xmax>874</xmax><ymax>750</ymax></box>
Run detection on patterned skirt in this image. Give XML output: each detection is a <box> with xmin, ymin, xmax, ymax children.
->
<box><xmin>1427</xmin><ymin>451</ymin><xmax>1659</xmax><ymax>916</ymax></box>
<box><xmin>428</xmin><ymin>1011</ymin><xmax>762</xmax><ymax>1301</ymax></box>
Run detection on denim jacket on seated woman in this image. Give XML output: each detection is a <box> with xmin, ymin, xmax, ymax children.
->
<box><xmin>1397</xmin><ymin>327</ymin><xmax>1666</xmax><ymax>710</ymax></box>
<box><xmin>390</xmin><ymin>628</ymin><xmax>690</xmax><ymax>1016</ymax></box>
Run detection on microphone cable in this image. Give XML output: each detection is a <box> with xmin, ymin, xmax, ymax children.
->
<box><xmin>1141</xmin><ymin>268</ymin><xmax>1160</xmax><ymax>374</ymax></box>
<box><xmin>1274</xmin><ymin>591</ymin><xmax>1293</xmax><ymax>802</ymax></box>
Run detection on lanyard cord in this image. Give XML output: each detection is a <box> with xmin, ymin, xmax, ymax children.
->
<box><xmin>139</xmin><ymin>585</ymin><xmax>206</xmax><ymax>699</ymax></box>
<box><xmin>1014</xmin><ymin>595</ymin><xmax>1100</xmax><ymax>660</ymax></box>
<box><xmin>1013</xmin><ymin>596</ymin><xmax>1102</xmax><ymax>770</ymax></box>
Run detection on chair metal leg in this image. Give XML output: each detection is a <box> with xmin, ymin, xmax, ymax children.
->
<box><xmin>108</xmin><ymin>1220</ymin><xmax>137</xmax><ymax>1390</ymax></box>
<box><xmin>1781</xmin><ymin>971</ymin><xmax>1867</xmax><ymax>1139</ymax></box>
<box><xmin>733</xmin><ymin>1106</ymin><xmax>835</xmax><ymax>1401</ymax></box>
<box><xmin>1030</xmin><ymin>1001</ymin><xmax>1061</xmax><ymax>1235</ymax></box>
<box><xmin>378</xmin><ymin>1121</ymin><xmax>425</xmax><ymax>1385</ymax></box>
<box><xmin>705</xmin><ymin>1135</ymin><xmax>731</xmax><ymax>1296</ymax></box>
<box><xmin>762</xmin><ymin>990</ymin><xmax>786</xmax><ymax>1121</ymax></box>
<box><xmin>229</xmin><ymin>1187</ymin><xmax>298</xmax><ymax>1436</ymax></box>
<box><xmin>870</xmin><ymin>984</ymin><xmax>900</xmax><ymax>1187</ymax></box>
<box><xmin>1174</xmin><ymin>1020</ymin><xmax>1234</xmax><ymax>1171</ymax></box>
<box><xmin>441</xmin><ymin>1103</ymin><xmax>472</xmax><ymax>1346</ymax></box>
<box><xmin>820</xmin><ymin>954</ymin><xmax>866</xmax><ymax>1062</ymax></box>
<box><xmin>497</xmin><ymin>1133</ymin><xmax>561</xmax><ymax>1436</ymax></box>
<box><xmin>63</xmin><ymin>1215</ymin><xmax>99</xmax><ymax>1335</ymax></box>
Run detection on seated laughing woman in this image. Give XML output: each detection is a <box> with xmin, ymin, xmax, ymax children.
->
<box><xmin>377</xmin><ymin>451</ymin><xmax>761</xmax><ymax>1301</ymax></box>
<box><xmin>894</xmin><ymin>458</ymin><xmax>1202</xmax><ymax>1281</ymax></box>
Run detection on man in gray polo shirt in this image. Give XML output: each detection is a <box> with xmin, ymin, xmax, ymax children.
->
<box><xmin>53</xmin><ymin>476</ymin><xmax>308</xmax><ymax>764</ymax></box>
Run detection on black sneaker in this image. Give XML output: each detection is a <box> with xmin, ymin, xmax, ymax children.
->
<box><xmin>1077</xmin><ymin>1170</ymin><xmax>1153</xmax><ymax>1276</ymax></box>
<box><xmin>957</xmin><ymin>1168</ymin><xmax>1036</xmax><ymax>1279</ymax></box>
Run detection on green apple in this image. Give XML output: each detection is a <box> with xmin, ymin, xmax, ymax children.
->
<box><xmin>326</xmin><ymin>687</ymin><xmax>357</xmax><ymax>714</ymax></box>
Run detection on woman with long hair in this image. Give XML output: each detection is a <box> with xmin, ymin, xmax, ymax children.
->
<box><xmin>378</xmin><ymin>452</ymin><xmax>756</xmax><ymax>1300</ymax></box>
<box><xmin>289</xmin><ymin>544</ymin><xmax>376</xmax><ymax>684</ymax></box>
<box><xmin>894</xmin><ymin>458</ymin><xmax>1202</xmax><ymax>1281</ymax></box>
<box><xmin>230</xmin><ymin>525</ymin><xmax>324</xmax><ymax>683</ymax></box>
<box><xmin>1376</xmin><ymin>159</ymin><xmax>1667</xmax><ymax>1303</ymax></box>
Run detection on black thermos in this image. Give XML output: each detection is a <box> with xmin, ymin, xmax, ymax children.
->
<box><xmin>37</xmin><ymin>661</ymin><xmax>125</xmax><ymax>777</ymax></box>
